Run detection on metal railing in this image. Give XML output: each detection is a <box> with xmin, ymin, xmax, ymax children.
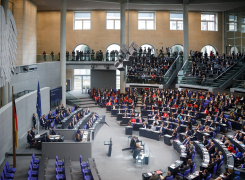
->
<box><xmin>163</xmin><ymin>55</ymin><xmax>183</xmax><ymax>84</ymax></box>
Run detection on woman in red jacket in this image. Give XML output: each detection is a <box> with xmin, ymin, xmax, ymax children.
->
<box><xmin>227</xmin><ymin>143</ymin><xmax>235</xmax><ymax>153</ymax></box>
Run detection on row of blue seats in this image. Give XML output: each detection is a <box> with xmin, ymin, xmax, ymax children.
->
<box><xmin>80</xmin><ymin>155</ymin><xmax>92</xmax><ymax>180</ymax></box>
<box><xmin>55</xmin><ymin>156</ymin><xmax>66</xmax><ymax>180</ymax></box>
<box><xmin>0</xmin><ymin>161</ymin><xmax>16</xmax><ymax>180</ymax></box>
<box><xmin>28</xmin><ymin>154</ymin><xmax>40</xmax><ymax>180</ymax></box>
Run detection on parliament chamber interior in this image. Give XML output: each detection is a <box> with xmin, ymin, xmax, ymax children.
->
<box><xmin>1</xmin><ymin>0</ymin><xmax>245</xmax><ymax>180</ymax></box>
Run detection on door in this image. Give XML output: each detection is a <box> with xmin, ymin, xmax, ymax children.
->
<box><xmin>74</xmin><ymin>76</ymin><xmax>82</xmax><ymax>90</ymax></box>
<box><xmin>82</xmin><ymin>76</ymin><xmax>90</xmax><ymax>94</ymax></box>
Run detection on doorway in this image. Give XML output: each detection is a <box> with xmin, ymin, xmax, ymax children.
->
<box><xmin>74</xmin><ymin>75</ymin><xmax>91</xmax><ymax>94</ymax></box>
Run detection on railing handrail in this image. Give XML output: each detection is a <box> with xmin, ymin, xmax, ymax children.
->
<box><xmin>215</xmin><ymin>57</ymin><xmax>244</xmax><ymax>80</ymax></box>
<box><xmin>164</xmin><ymin>55</ymin><xmax>180</xmax><ymax>77</ymax></box>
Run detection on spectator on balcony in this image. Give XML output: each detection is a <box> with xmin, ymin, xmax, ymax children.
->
<box><xmin>51</xmin><ymin>51</ymin><xmax>54</xmax><ymax>61</ymax></box>
<box><xmin>43</xmin><ymin>51</ymin><xmax>46</xmax><ymax>61</ymax></box>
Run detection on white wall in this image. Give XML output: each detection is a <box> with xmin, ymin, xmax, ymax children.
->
<box><xmin>0</xmin><ymin>87</ymin><xmax>50</xmax><ymax>165</ymax></box>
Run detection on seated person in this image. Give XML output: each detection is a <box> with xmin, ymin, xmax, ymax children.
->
<box><xmin>27</xmin><ymin>131</ymin><xmax>37</xmax><ymax>147</ymax></box>
<box><xmin>202</xmin><ymin>169</ymin><xmax>210</xmax><ymax>180</ymax></box>
<box><xmin>76</xmin><ymin>133</ymin><xmax>82</xmax><ymax>142</ymax></box>
<box><xmin>234</xmin><ymin>152</ymin><xmax>245</xmax><ymax>167</ymax></box>
<box><xmin>130</xmin><ymin>136</ymin><xmax>137</xmax><ymax>149</ymax></box>
<box><xmin>207</xmin><ymin>142</ymin><xmax>215</xmax><ymax>154</ymax></box>
<box><xmin>237</xmin><ymin>133</ymin><xmax>243</xmax><ymax>141</ymax></box>
<box><xmin>227</xmin><ymin>143</ymin><xmax>235</xmax><ymax>153</ymax></box>
<box><xmin>210</xmin><ymin>147</ymin><xmax>219</xmax><ymax>159</ymax></box>
<box><xmin>128</xmin><ymin>120</ymin><xmax>132</xmax><ymax>126</ymax></box>
<box><xmin>51</xmin><ymin>127</ymin><xmax>58</xmax><ymax>135</ymax></box>
<box><xmin>219</xmin><ymin>135</ymin><xmax>226</xmax><ymax>143</ymax></box>
<box><xmin>151</xmin><ymin>124</ymin><xmax>156</xmax><ymax>131</ymax></box>
<box><xmin>161</xmin><ymin>171</ymin><xmax>171</xmax><ymax>180</ymax></box>
<box><xmin>46</xmin><ymin>135</ymin><xmax>51</xmax><ymax>142</ymax></box>
<box><xmin>149</xmin><ymin>172</ymin><xmax>160</xmax><ymax>180</ymax></box>
<box><xmin>234</xmin><ymin>148</ymin><xmax>242</xmax><ymax>159</ymax></box>
<box><xmin>206</xmin><ymin>158</ymin><xmax>216</xmax><ymax>173</ymax></box>
<box><xmin>177</xmin><ymin>162</ymin><xmax>190</xmax><ymax>176</ymax></box>
<box><xmin>172</xmin><ymin>129</ymin><xmax>177</xmax><ymax>139</ymax></box>
<box><xmin>142</xmin><ymin>122</ymin><xmax>147</xmax><ymax>129</ymax></box>
<box><xmin>192</xmin><ymin>130</ymin><xmax>197</xmax><ymax>140</ymax></box>
<box><xmin>203</xmin><ymin>136</ymin><xmax>208</xmax><ymax>145</ymax></box>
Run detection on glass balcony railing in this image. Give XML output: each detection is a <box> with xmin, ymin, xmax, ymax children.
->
<box><xmin>37</xmin><ymin>52</ymin><xmax>180</xmax><ymax>63</ymax></box>
<box><xmin>14</xmin><ymin>90</ymin><xmax>34</xmax><ymax>99</ymax></box>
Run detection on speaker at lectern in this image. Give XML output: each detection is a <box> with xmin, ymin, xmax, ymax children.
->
<box><xmin>104</xmin><ymin>138</ymin><xmax>112</xmax><ymax>157</ymax></box>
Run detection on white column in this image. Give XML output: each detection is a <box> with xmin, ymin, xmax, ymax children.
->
<box><xmin>60</xmin><ymin>0</ymin><xmax>66</xmax><ymax>105</ymax></box>
<box><xmin>120</xmin><ymin>2</ymin><xmax>126</xmax><ymax>93</ymax></box>
<box><xmin>183</xmin><ymin>1</ymin><xmax>189</xmax><ymax>62</ymax></box>
<box><xmin>1</xmin><ymin>0</ymin><xmax>9</xmax><ymax>106</ymax></box>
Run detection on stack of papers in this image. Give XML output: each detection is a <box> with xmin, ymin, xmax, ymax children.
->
<box><xmin>202</xmin><ymin>163</ymin><xmax>208</xmax><ymax>167</ymax></box>
<box><xmin>147</xmin><ymin>173</ymin><xmax>152</xmax><ymax>176</ymax></box>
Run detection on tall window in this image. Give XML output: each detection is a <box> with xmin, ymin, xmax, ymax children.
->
<box><xmin>170</xmin><ymin>13</ymin><xmax>183</xmax><ymax>30</ymax></box>
<box><xmin>242</xmin><ymin>17</ymin><xmax>245</xmax><ymax>33</ymax></box>
<box><xmin>228</xmin><ymin>15</ymin><xmax>237</xmax><ymax>31</ymax></box>
<box><xmin>116</xmin><ymin>70</ymin><xmax>120</xmax><ymax>90</ymax></box>
<box><xmin>73</xmin><ymin>69</ymin><xmax>91</xmax><ymax>93</ymax></box>
<box><xmin>74</xmin><ymin>12</ymin><xmax>91</xmax><ymax>30</ymax></box>
<box><xmin>201</xmin><ymin>13</ymin><xmax>217</xmax><ymax>31</ymax></box>
<box><xmin>106</xmin><ymin>12</ymin><xmax>120</xmax><ymax>29</ymax></box>
<box><xmin>138</xmin><ymin>12</ymin><xmax>155</xmax><ymax>30</ymax></box>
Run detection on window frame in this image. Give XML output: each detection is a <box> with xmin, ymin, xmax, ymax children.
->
<box><xmin>170</xmin><ymin>12</ymin><xmax>183</xmax><ymax>30</ymax></box>
<box><xmin>106</xmin><ymin>11</ymin><xmax>121</xmax><ymax>30</ymax></box>
<box><xmin>228</xmin><ymin>15</ymin><xmax>238</xmax><ymax>32</ymax></box>
<box><xmin>74</xmin><ymin>11</ymin><xmax>91</xmax><ymax>30</ymax></box>
<box><xmin>201</xmin><ymin>13</ymin><xmax>218</xmax><ymax>31</ymax></box>
<box><xmin>138</xmin><ymin>11</ymin><xmax>156</xmax><ymax>30</ymax></box>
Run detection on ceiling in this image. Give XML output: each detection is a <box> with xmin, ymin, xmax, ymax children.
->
<box><xmin>30</xmin><ymin>0</ymin><xmax>245</xmax><ymax>12</ymax></box>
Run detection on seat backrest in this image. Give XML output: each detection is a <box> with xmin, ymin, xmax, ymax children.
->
<box><xmin>5</xmin><ymin>161</ymin><xmax>9</xmax><ymax>169</ymax></box>
<box><xmin>80</xmin><ymin>155</ymin><xmax>82</xmax><ymax>164</ymax></box>
<box><xmin>192</xmin><ymin>163</ymin><xmax>195</xmax><ymax>173</ymax></box>
<box><xmin>206</xmin><ymin>174</ymin><xmax>211</xmax><ymax>180</ymax></box>
<box><xmin>1</xmin><ymin>172</ymin><xmax>5</xmax><ymax>180</ymax></box>
<box><xmin>166</xmin><ymin>175</ymin><xmax>173</xmax><ymax>180</ymax></box>
<box><xmin>2</xmin><ymin>167</ymin><xmax>7</xmax><ymax>175</ymax></box>
<box><xmin>56</xmin><ymin>156</ymin><xmax>58</xmax><ymax>161</ymax></box>
<box><xmin>191</xmin><ymin>153</ymin><xmax>195</xmax><ymax>161</ymax></box>
<box><xmin>217</xmin><ymin>161</ymin><xmax>223</xmax><ymax>170</ymax></box>
<box><xmin>184</xmin><ymin>169</ymin><xmax>191</xmax><ymax>176</ymax></box>
<box><xmin>213</xmin><ymin>164</ymin><xmax>217</xmax><ymax>174</ymax></box>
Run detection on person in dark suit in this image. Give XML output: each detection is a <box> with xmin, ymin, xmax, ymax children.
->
<box><xmin>48</xmin><ymin>111</ymin><xmax>54</xmax><ymax>120</ymax></box>
<box><xmin>27</xmin><ymin>131</ymin><xmax>37</xmax><ymax>147</ymax></box>
<box><xmin>51</xmin><ymin>127</ymin><xmax>57</xmax><ymax>135</ymax></box>
<box><xmin>234</xmin><ymin>130</ymin><xmax>239</xmax><ymax>139</ymax></box>
<box><xmin>175</xmin><ymin>124</ymin><xmax>181</xmax><ymax>133</ymax></box>
<box><xmin>67</xmin><ymin>122</ymin><xmax>73</xmax><ymax>129</ymax></box>
<box><xmin>205</xmin><ymin>139</ymin><xmax>212</xmax><ymax>149</ymax></box>
<box><xmin>130</xmin><ymin>136</ymin><xmax>137</xmax><ymax>149</ymax></box>
<box><xmin>206</xmin><ymin>158</ymin><xmax>216</xmax><ymax>173</ymax></box>
<box><xmin>172</xmin><ymin>129</ymin><xmax>177</xmax><ymax>139</ymax></box>
<box><xmin>55</xmin><ymin>107</ymin><xmax>60</xmax><ymax>114</ymax></box>
<box><xmin>185</xmin><ymin>127</ymin><xmax>192</xmax><ymax>136</ymax></box>
<box><xmin>215</xmin><ymin>155</ymin><xmax>221</xmax><ymax>166</ymax></box>
<box><xmin>202</xmin><ymin>169</ymin><xmax>210</xmax><ymax>180</ymax></box>
<box><xmin>210</xmin><ymin>147</ymin><xmax>219</xmax><ymax>159</ymax></box>
<box><xmin>177</xmin><ymin>162</ymin><xmax>190</xmax><ymax>175</ymax></box>
<box><xmin>186</xmin><ymin>148</ymin><xmax>194</xmax><ymax>160</ymax></box>
<box><xmin>192</xmin><ymin>130</ymin><xmax>197</xmax><ymax>140</ymax></box>
<box><xmin>30</xmin><ymin>127</ymin><xmax>35</xmax><ymax>138</ymax></box>
<box><xmin>32</xmin><ymin>113</ymin><xmax>36</xmax><ymax>129</ymax></box>
<box><xmin>133</xmin><ymin>146</ymin><xmax>141</xmax><ymax>160</ymax></box>
<box><xmin>220</xmin><ymin>135</ymin><xmax>226</xmax><ymax>143</ymax></box>
<box><xmin>46</xmin><ymin>135</ymin><xmax>51</xmax><ymax>142</ymax></box>
<box><xmin>207</xmin><ymin>142</ymin><xmax>215</xmax><ymax>154</ymax></box>
<box><xmin>203</xmin><ymin>136</ymin><xmax>208</xmax><ymax>146</ymax></box>
<box><xmin>40</xmin><ymin>115</ymin><xmax>47</xmax><ymax>130</ymax></box>
<box><xmin>238</xmin><ymin>133</ymin><xmax>243</xmax><ymax>141</ymax></box>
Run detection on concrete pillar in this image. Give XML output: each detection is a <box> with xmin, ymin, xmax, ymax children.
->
<box><xmin>1</xmin><ymin>0</ymin><xmax>9</xmax><ymax>106</ymax></box>
<box><xmin>183</xmin><ymin>1</ymin><xmax>189</xmax><ymax>62</ymax></box>
<box><xmin>60</xmin><ymin>0</ymin><xmax>66</xmax><ymax>105</ymax></box>
<box><xmin>1</xmin><ymin>0</ymin><xmax>8</xmax><ymax>22</ymax></box>
<box><xmin>120</xmin><ymin>2</ymin><xmax>126</xmax><ymax>93</ymax></box>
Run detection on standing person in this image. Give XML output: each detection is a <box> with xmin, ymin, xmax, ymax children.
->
<box><xmin>72</xmin><ymin>50</ymin><xmax>75</xmax><ymax>60</ymax></box>
<box><xmin>58</xmin><ymin>52</ymin><xmax>60</xmax><ymax>61</ymax></box>
<box><xmin>66</xmin><ymin>51</ymin><xmax>69</xmax><ymax>61</ymax></box>
<box><xmin>51</xmin><ymin>51</ymin><xmax>54</xmax><ymax>61</ymax></box>
<box><xmin>32</xmin><ymin>113</ymin><xmax>37</xmax><ymax>129</ymax></box>
<box><xmin>43</xmin><ymin>51</ymin><xmax>46</xmax><ymax>61</ymax></box>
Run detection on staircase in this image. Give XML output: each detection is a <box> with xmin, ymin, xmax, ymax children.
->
<box><xmin>211</xmin><ymin>65</ymin><xmax>242</xmax><ymax>88</ymax></box>
<box><xmin>231</xmin><ymin>70</ymin><xmax>245</xmax><ymax>88</ymax></box>
<box><xmin>66</xmin><ymin>92</ymin><xmax>98</xmax><ymax>108</ymax></box>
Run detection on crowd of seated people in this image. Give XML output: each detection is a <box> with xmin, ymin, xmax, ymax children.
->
<box><xmin>89</xmin><ymin>87</ymin><xmax>138</xmax><ymax>108</ymax></box>
<box><xmin>186</xmin><ymin>51</ymin><xmax>245</xmax><ymax>85</ymax></box>
<box><xmin>126</xmin><ymin>55</ymin><xmax>175</xmax><ymax>84</ymax></box>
